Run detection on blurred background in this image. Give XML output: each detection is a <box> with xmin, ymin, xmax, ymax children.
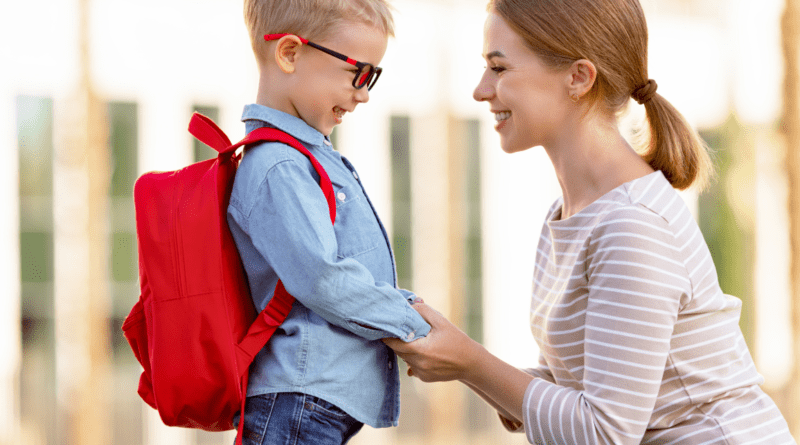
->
<box><xmin>2</xmin><ymin>0</ymin><xmax>799</xmax><ymax>443</ymax></box>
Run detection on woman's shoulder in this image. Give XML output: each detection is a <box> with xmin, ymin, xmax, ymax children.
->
<box><xmin>592</xmin><ymin>171</ymin><xmax>689</xmax><ymax>228</ymax></box>
<box><xmin>545</xmin><ymin>171</ymin><xmax>698</xmax><ymax>246</ymax></box>
<box><xmin>588</xmin><ymin>172</ymin><xmax>694</xmax><ymax>246</ymax></box>
<box><xmin>619</xmin><ymin>170</ymin><xmax>690</xmax><ymax>223</ymax></box>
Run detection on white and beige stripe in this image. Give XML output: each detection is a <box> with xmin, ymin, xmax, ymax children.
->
<box><xmin>521</xmin><ymin>171</ymin><xmax>795</xmax><ymax>444</ymax></box>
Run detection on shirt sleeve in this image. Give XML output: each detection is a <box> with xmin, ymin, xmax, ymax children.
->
<box><xmin>231</xmin><ymin>154</ymin><xmax>430</xmax><ymax>342</ymax></box>
<box><xmin>497</xmin><ymin>355</ymin><xmax>557</xmax><ymax>433</ymax></box>
<box><xmin>522</xmin><ymin>207</ymin><xmax>688</xmax><ymax>444</ymax></box>
<box><xmin>525</xmin><ymin>352</ymin><xmax>556</xmax><ymax>383</ymax></box>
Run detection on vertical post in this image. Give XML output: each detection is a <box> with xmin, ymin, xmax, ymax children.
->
<box><xmin>53</xmin><ymin>0</ymin><xmax>112</xmax><ymax>442</ymax></box>
<box><xmin>409</xmin><ymin>111</ymin><xmax>467</xmax><ymax>444</ymax></box>
<box><xmin>781</xmin><ymin>0</ymin><xmax>800</xmax><ymax>437</ymax></box>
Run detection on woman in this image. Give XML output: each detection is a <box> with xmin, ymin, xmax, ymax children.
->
<box><xmin>383</xmin><ymin>0</ymin><xmax>797</xmax><ymax>443</ymax></box>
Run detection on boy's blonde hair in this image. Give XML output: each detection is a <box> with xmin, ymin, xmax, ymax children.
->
<box><xmin>244</xmin><ymin>0</ymin><xmax>395</xmax><ymax>64</ymax></box>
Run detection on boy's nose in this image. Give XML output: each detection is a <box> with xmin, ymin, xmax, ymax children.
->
<box><xmin>354</xmin><ymin>86</ymin><xmax>370</xmax><ymax>104</ymax></box>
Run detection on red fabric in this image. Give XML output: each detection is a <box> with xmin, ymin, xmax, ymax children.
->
<box><xmin>122</xmin><ymin>113</ymin><xmax>335</xmax><ymax>442</ymax></box>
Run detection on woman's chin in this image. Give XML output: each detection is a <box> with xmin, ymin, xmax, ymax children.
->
<box><xmin>500</xmin><ymin>139</ymin><xmax>534</xmax><ymax>154</ymax></box>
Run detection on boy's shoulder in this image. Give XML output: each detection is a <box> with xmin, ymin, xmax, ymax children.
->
<box><xmin>242</xmin><ymin>128</ymin><xmax>329</xmax><ymax>172</ymax></box>
<box><xmin>240</xmin><ymin>139</ymin><xmax>309</xmax><ymax>172</ymax></box>
<box><xmin>231</xmin><ymin>140</ymin><xmax>321</xmax><ymax>203</ymax></box>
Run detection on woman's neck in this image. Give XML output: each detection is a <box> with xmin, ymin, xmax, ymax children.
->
<box><xmin>545</xmin><ymin>114</ymin><xmax>654</xmax><ymax>220</ymax></box>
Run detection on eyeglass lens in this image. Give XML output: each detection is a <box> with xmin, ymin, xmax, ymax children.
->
<box><xmin>356</xmin><ymin>65</ymin><xmax>381</xmax><ymax>90</ymax></box>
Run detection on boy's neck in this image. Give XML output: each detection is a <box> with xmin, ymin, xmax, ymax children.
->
<box><xmin>255</xmin><ymin>69</ymin><xmax>295</xmax><ymax>115</ymax></box>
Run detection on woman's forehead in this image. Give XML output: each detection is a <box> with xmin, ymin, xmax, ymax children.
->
<box><xmin>482</xmin><ymin>13</ymin><xmax>526</xmax><ymax>59</ymax></box>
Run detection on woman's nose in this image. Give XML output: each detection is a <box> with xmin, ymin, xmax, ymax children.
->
<box><xmin>473</xmin><ymin>73</ymin><xmax>493</xmax><ymax>102</ymax></box>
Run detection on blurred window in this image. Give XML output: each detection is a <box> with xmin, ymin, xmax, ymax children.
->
<box><xmin>460</xmin><ymin>118</ymin><xmax>483</xmax><ymax>345</ymax></box>
<box><xmin>17</xmin><ymin>95</ymin><xmax>56</xmax><ymax>445</ymax></box>
<box><xmin>451</xmin><ymin>118</ymin><xmax>490</xmax><ymax>433</ymax></box>
<box><xmin>193</xmin><ymin>105</ymin><xmax>220</xmax><ymax>162</ymax></box>
<box><xmin>391</xmin><ymin>116</ymin><xmax>413</xmax><ymax>290</ymax></box>
<box><xmin>698</xmin><ymin>120</ymin><xmax>755</xmax><ymax>348</ymax></box>
<box><xmin>107</xmin><ymin>101</ymin><xmax>143</xmax><ymax>445</ymax></box>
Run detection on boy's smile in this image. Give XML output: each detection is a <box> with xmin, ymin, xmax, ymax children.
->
<box><xmin>333</xmin><ymin>106</ymin><xmax>349</xmax><ymax>125</ymax></box>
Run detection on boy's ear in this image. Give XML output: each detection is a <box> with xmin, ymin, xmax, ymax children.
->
<box><xmin>567</xmin><ymin>59</ymin><xmax>597</xmax><ymax>99</ymax></box>
<box><xmin>274</xmin><ymin>35</ymin><xmax>304</xmax><ymax>74</ymax></box>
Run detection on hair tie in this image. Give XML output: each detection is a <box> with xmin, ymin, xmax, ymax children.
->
<box><xmin>632</xmin><ymin>79</ymin><xmax>658</xmax><ymax>104</ymax></box>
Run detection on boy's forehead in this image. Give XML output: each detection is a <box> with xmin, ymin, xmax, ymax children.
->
<box><xmin>316</xmin><ymin>20</ymin><xmax>389</xmax><ymax>62</ymax></box>
<box><xmin>324</xmin><ymin>19</ymin><xmax>388</xmax><ymax>41</ymax></box>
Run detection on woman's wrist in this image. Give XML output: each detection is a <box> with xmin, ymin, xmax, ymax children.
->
<box><xmin>458</xmin><ymin>339</ymin><xmax>494</xmax><ymax>385</ymax></box>
<box><xmin>458</xmin><ymin>347</ymin><xmax>534</xmax><ymax>423</ymax></box>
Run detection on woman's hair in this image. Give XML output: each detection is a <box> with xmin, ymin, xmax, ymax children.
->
<box><xmin>488</xmin><ymin>0</ymin><xmax>712</xmax><ymax>190</ymax></box>
<box><xmin>244</xmin><ymin>0</ymin><xmax>395</xmax><ymax>65</ymax></box>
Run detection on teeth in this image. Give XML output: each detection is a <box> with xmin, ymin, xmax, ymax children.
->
<box><xmin>334</xmin><ymin>107</ymin><xmax>346</xmax><ymax>118</ymax></box>
<box><xmin>495</xmin><ymin>111</ymin><xmax>511</xmax><ymax>122</ymax></box>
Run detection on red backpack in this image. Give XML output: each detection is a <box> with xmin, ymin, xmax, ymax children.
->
<box><xmin>121</xmin><ymin>113</ymin><xmax>336</xmax><ymax>444</ymax></box>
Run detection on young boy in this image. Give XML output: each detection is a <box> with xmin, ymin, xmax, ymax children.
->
<box><xmin>227</xmin><ymin>1</ymin><xmax>430</xmax><ymax>444</ymax></box>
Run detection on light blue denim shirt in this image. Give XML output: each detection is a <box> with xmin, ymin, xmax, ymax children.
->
<box><xmin>227</xmin><ymin>104</ymin><xmax>430</xmax><ymax>428</ymax></box>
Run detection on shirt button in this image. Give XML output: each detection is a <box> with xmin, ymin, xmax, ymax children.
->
<box><xmin>352</xmin><ymin>171</ymin><xmax>359</xmax><ymax>180</ymax></box>
<box><xmin>406</xmin><ymin>332</ymin><xmax>415</xmax><ymax>340</ymax></box>
<box><xmin>337</xmin><ymin>192</ymin><xmax>346</xmax><ymax>201</ymax></box>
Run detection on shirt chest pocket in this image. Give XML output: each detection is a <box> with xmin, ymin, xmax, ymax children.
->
<box><xmin>332</xmin><ymin>183</ymin><xmax>383</xmax><ymax>259</ymax></box>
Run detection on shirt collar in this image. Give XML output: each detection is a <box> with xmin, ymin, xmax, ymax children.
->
<box><xmin>241</xmin><ymin>104</ymin><xmax>329</xmax><ymax>148</ymax></box>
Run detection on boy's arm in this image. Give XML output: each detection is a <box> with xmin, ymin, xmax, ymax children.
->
<box><xmin>231</xmin><ymin>154</ymin><xmax>429</xmax><ymax>342</ymax></box>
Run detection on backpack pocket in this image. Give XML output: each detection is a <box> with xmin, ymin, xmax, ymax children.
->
<box><xmin>122</xmin><ymin>298</ymin><xmax>156</xmax><ymax>409</ymax></box>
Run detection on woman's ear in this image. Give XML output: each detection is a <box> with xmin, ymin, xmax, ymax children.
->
<box><xmin>274</xmin><ymin>35</ymin><xmax>304</xmax><ymax>74</ymax></box>
<box><xmin>567</xmin><ymin>59</ymin><xmax>597</xmax><ymax>100</ymax></box>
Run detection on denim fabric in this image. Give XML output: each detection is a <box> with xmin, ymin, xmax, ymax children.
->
<box><xmin>233</xmin><ymin>393</ymin><xmax>363</xmax><ymax>445</ymax></box>
<box><xmin>227</xmin><ymin>104</ymin><xmax>430</xmax><ymax>428</ymax></box>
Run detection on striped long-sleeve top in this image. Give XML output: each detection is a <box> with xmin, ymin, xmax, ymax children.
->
<box><xmin>522</xmin><ymin>171</ymin><xmax>795</xmax><ymax>444</ymax></box>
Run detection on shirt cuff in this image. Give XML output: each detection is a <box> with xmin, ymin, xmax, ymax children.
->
<box><xmin>400</xmin><ymin>303</ymin><xmax>431</xmax><ymax>342</ymax></box>
<box><xmin>498</xmin><ymin>413</ymin><xmax>524</xmax><ymax>433</ymax></box>
<box><xmin>397</xmin><ymin>288</ymin><xmax>419</xmax><ymax>305</ymax></box>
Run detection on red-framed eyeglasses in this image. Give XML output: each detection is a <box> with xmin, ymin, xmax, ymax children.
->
<box><xmin>264</xmin><ymin>33</ymin><xmax>383</xmax><ymax>91</ymax></box>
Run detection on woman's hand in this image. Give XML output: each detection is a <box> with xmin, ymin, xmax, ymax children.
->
<box><xmin>383</xmin><ymin>302</ymin><xmax>485</xmax><ymax>383</ymax></box>
<box><xmin>387</xmin><ymin>302</ymin><xmax>535</xmax><ymax>425</ymax></box>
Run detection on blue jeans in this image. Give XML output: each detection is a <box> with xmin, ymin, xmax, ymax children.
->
<box><xmin>233</xmin><ymin>393</ymin><xmax>364</xmax><ymax>445</ymax></box>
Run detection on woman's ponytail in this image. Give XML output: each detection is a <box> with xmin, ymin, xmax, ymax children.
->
<box><xmin>636</xmin><ymin>84</ymin><xmax>712</xmax><ymax>190</ymax></box>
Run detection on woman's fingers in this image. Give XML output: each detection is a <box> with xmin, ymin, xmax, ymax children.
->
<box><xmin>382</xmin><ymin>303</ymin><xmax>439</xmax><ymax>352</ymax></box>
<box><xmin>382</xmin><ymin>336</ymin><xmax>407</xmax><ymax>351</ymax></box>
<box><xmin>411</xmin><ymin>302</ymin><xmax>445</xmax><ymax>326</ymax></box>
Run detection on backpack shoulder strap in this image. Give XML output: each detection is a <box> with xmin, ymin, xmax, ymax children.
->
<box><xmin>188</xmin><ymin>112</ymin><xmax>336</xmax><ymax>224</ymax></box>
<box><xmin>244</xmin><ymin>127</ymin><xmax>337</xmax><ymax>225</ymax></box>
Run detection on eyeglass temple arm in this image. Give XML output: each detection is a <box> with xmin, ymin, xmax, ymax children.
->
<box><xmin>263</xmin><ymin>33</ymin><xmax>359</xmax><ymax>67</ymax></box>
